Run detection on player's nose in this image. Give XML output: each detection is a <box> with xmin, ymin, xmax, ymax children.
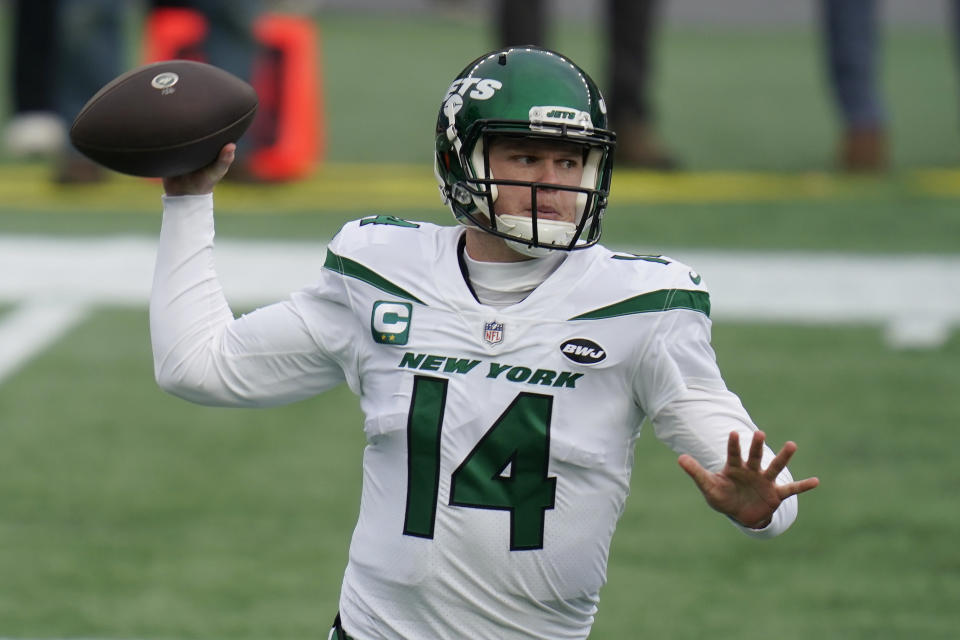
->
<box><xmin>535</xmin><ymin>159</ymin><xmax>562</xmax><ymax>187</ymax></box>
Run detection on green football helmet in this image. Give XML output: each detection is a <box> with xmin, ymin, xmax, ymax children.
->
<box><xmin>434</xmin><ymin>46</ymin><xmax>616</xmax><ymax>256</ymax></box>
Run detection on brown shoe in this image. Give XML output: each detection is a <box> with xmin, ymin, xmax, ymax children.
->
<box><xmin>839</xmin><ymin>127</ymin><xmax>888</xmax><ymax>173</ymax></box>
<box><xmin>613</xmin><ymin>121</ymin><xmax>679</xmax><ymax>171</ymax></box>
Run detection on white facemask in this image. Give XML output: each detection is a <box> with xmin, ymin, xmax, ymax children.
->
<box><xmin>496</xmin><ymin>214</ymin><xmax>578</xmax><ymax>258</ymax></box>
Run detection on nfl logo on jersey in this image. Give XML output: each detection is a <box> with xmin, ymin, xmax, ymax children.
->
<box><xmin>483</xmin><ymin>321</ymin><xmax>504</xmax><ymax>345</ymax></box>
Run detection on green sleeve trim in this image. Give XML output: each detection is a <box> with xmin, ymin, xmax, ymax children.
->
<box><xmin>570</xmin><ymin>289</ymin><xmax>710</xmax><ymax>320</ymax></box>
<box><xmin>610</xmin><ymin>254</ymin><xmax>671</xmax><ymax>264</ymax></box>
<box><xmin>323</xmin><ymin>250</ymin><xmax>426</xmax><ymax>305</ymax></box>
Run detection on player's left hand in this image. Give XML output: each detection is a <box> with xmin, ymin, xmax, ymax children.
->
<box><xmin>677</xmin><ymin>430</ymin><xmax>820</xmax><ymax>529</ymax></box>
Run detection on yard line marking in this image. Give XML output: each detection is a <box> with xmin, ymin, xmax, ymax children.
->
<box><xmin>0</xmin><ymin>299</ymin><xmax>91</xmax><ymax>384</ymax></box>
<box><xmin>0</xmin><ymin>234</ymin><xmax>957</xmax><ymax>385</ymax></box>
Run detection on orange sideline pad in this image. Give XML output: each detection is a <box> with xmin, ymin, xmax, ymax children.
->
<box><xmin>144</xmin><ymin>8</ymin><xmax>323</xmax><ymax>181</ymax></box>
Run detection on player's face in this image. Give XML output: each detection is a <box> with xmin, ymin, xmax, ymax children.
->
<box><xmin>487</xmin><ymin>137</ymin><xmax>585</xmax><ymax>223</ymax></box>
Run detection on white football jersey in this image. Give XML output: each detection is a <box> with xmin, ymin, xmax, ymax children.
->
<box><xmin>151</xmin><ymin>197</ymin><xmax>797</xmax><ymax>640</ymax></box>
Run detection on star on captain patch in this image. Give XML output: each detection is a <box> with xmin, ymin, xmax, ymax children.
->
<box><xmin>483</xmin><ymin>320</ymin><xmax>504</xmax><ymax>345</ymax></box>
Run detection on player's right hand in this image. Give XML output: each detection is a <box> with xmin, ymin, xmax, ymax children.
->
<box><xmin>162</xmin><ymin>143</ymin><xmax>236</xmax><ymax>197</ymax></box>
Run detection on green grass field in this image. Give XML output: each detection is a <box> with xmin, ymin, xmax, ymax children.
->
<box><xmin>1</xmin><ymin>10</ymin><xmax>959</xmax><ymax>640</ymax></box>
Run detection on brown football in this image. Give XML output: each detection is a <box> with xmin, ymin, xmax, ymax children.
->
<box><xmin>69</xmin><ymin>60</ymin><xmax>258</xmax><ymax>177</ymax></box>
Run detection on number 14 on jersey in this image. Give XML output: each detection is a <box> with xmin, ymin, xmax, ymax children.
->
<box><xmin>402</xmin><ymin>375</ymin><xmax>557</xmax><ymax>550</ymax></box>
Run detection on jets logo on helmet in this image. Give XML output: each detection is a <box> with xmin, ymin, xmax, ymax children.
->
<box><xmin>443</xmin><ymin>77</ymin><xmax>504</xmax><ymax>102</ymax></box>
<box><xmin>529</xmin><ymin>106</ymin><xmax>595</xmax><ymax>134</ymax></box>
<box><xmin>433</xmin><ymin>46</ymin><xmax>616</xmax><ymax>257</ymax></box>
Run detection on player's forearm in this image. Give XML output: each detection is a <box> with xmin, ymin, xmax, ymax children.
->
<box><xmin>150</xmin><ymin>194</ymin><xmax>240</xmax><ymax>405</ymax></box>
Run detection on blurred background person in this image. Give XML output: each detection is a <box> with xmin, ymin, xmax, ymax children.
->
<box><xmin>496</xmin><ymin>0</ymin><xmax>678</xmax><ymax>170</ymax></box>
<box><xmin>820</xmin><ymin>0</ymin><xmax>888</xmax><ymax>172</ymax></box>
<box><xmin>4</xmin><ymin>0</ymin><xmax>66</xmax><ymax>159</ymax></box>
<box><xmin>820</xmin><ymin>0</ymin><xmax>960</xmax><ymax>173</ymax></box>
<box><xmin>9</xmin><ymin>0</ymin><xmax>261</xmax><ymax>183</ymax></box>
<box><xmin>54</xmin><ymin>0</ymin><xmax>126</xmax><ymax>182</ymax></box>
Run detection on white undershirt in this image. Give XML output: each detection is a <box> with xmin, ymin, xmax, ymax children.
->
<box><xmin>462</xmin><ymin>249</ymin><xmax>566</xmax><ymax>308</ymax></box>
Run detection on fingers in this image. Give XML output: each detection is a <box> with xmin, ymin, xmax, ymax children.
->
<box><xmin>760</xmin><ymin>438</ymin><xmax>819</xmax><ymax>497</ymax></box>
<box><xmin>217</xmin><ymin>143</ymin><xmax>237</xmax><ymax>172</ymax></box>
<box><xmin>736</xmin><ymin>431</ymin><xmax>819</xmax><ymax>492</ymax></box>
<box><xmin>678</xmin><ymin>454</ymin><xmax>712</xmax><ymax>489</ymax></box>
<box><xmin>712</xmin><ymin>430</ymin><xmax>820</xmax><ymax>499</ymax></box>
<box><xmin>206</xmin><ymin>143</ymin><xmax>236</xmax><ymax>183</ymax></box>
<box><xmin>727</xmin><ymin>430</ymin><xmax>767</xmax><ymax>470</ymax></box>
<box><xmin>746</xmin><ymin>430</ymin><xmax>765</xmax><ymax>471</ymax></box>
<box><xmin>777</xmin><ymin>476</ymin><xmax>820</xmax><ymax>499</ymax></box>
<box><xmin>764</xmin><ymin>440</ymin><xmax>797</xmax><ymax>480</ymax></box>
<box><xmin>726</xmin><ymin>431</ymin><xmax>742</xmax><ymax>468</ymax></box>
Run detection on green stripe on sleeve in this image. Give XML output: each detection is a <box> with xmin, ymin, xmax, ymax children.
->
<box><xmin>323</xmin><ymin>250</ymin><xmax>426</xmax><ymax>305</ymax></box>
<box><xmin>570</xmin><ymin>289</ymin><xmax>710</xmax><ymax>320</ymax></box>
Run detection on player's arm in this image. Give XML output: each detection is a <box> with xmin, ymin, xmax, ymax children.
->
<box><xmin>635</xmin><ymin>309</ymin><xmax>818</xmax><ymax>537</ymax></box>
<box><xmin>653</xmin><ymin>388</ymin><xmax>818</xmax><ymax>536</ymax></box>
<box><xmin>151</xmin><ymin>145</ymin><xmax>350</xmax><ymax>407</ymax></box>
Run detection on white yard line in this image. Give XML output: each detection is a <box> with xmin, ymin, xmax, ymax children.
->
<box><xmin>0</xmin><ymin>234</ymin><xmax>958</xmax><ymax>384</ymax></box>
<box><xmin>0</xmin><ymin>299</ymin><xmax>91</xmax><ymax>384</ymax></box>
<box><xmin>676</xmin><ymin>249</ymin><xmax>960</xmax><ymax>346</ymax></box>
<box><xmin>0</xmin><ymin>235</ymin><xmax>328</xmax><ymax>307</ymax></box>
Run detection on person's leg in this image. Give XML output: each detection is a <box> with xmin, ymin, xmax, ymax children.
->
<box><xmin>951</xmin><ymin>0</ymin><xmax>960</xmax><ymax>121</ymax></box>
<box><xmin>54</xmin><ymin>0</ymin><xmax>126</xmax><ymax>181</ymax></box>
<box><xmin>605</xmin><ymin>0</ymin><xmax>677</xmax><ymax>169</ymax></box>
<box><xmin>607</xmin><ymin>0</ymin><xmax>656</xmax><ymax>128</ymax></box>
<box><xmin>55</xmin><ymin>0</ymin><xmax>125</xmax><ymax>126</ymax></box>
<box><xmin>12</xmin><ymin>0</ymin><xmax>58</xmax><ymax>113</ymax></box>
<box><xmin>4</xmin><ymin>0</ymin><xmax>66</xmax><ymax>157</ymax></box>
<box><xmin>496</xmin><ymin>0</ymin><xmax>547</xmax><ymax>47</ymax></box>
<box><xmin>820</xmin><ymin>0</ymin><xmax>887</xmax><ymax>171</ymax></box>
<box><xmin>190</xmin><ymin>0</ymin><xmax>259</xmax><ymax>81</ymax></box>
<box><xmin>194</xmin><ymin>0</ymin><xmax>261</xmax><ymax>165</ymax></box>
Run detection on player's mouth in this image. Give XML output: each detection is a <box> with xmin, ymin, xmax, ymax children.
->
<box><xmin>530</xmin><ymin>207</ymin><xmax>564</xmax><ymax>221</ymax></box>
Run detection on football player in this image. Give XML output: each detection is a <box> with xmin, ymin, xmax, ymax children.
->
<box><xmin>152</xmin><ymin>46</ymin><xmax>819</xmax><ymax>640</ymax></box>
